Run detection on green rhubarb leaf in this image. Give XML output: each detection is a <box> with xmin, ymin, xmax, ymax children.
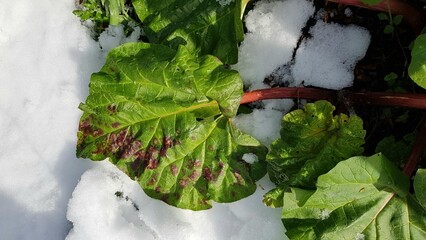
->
<box><xmin>414</xmin><ymin>169</ymin><xmax>426</xmax><ymax>209</ymax></box>
<box><xmin>77</xmin><ymin>42</ymin><xmax>267</xmax><ymax>210</ymax></box>
<box><xmin>375</xmin><ymin>133</ymin><xmax>426</xmax><ymax>167</ymax></box>
<box><xmin>130</xmin><ymin>0</ymin><xmax>245</xmax><ymax>64</ymax></box>
<box><xmin>267</xmin><ymin>100</ymin><xmax>365</xmax><ymax>189</ymax></box>
<box><xmin>409</xmin><ymin>34</ymin><xmax>426</xmax><ymax>89</ymax></box>
<box><xmin>282</xmin><ymin>153</ymin><xmax>426</xmax><ymax>240</ymax></box>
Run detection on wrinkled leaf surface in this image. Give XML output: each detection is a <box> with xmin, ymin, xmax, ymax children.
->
<box><xmin>131</xmin><ymin>0</ymin><xmax>244</xmax><ymax>64</ymax></box>
<box><xmin>267</xmin><ymin>100</ymin><xmax>365</xmax><ymax>189</ymax></box>
<box><xmin>282</xmin><ymin>154</ymin><xmax>426</xmax><ymax>240</ymax></box>
<box><xmin>77</xmin><ymin>42</ymin><xmax>267</xmax><ymax>210</ymax></box>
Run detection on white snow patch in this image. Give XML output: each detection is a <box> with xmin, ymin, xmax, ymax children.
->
<box><xmin>355</xmin><ymin>233</ymin><xmax>365</xmax><ymax>240</ymax></box>
<box><xmin>263</xmin><ymin>99</ymin><xmax>294</xmax><ymax>112</ymax></box>
<box><xmin>292</xmin><ymin>20</ymin><xmax>371</xmax><ymax>90</ymax></box>
<box><xmin>66</xmin><ymin>161</ymin><xmax>285</xmax><ymax>240</ymax></box>
<box><xmin>234</xmin><ymin>0</ymin><xmax>315</xmax><ymax>90</ymax></box>
<box><xmin>99</xmin><ymin>25</ymin><xmax>142</xmax><ymax>57</ymax></box>
<box><xmin>242</xmin><ymin>153</ymin><xmax>259</xmax><ymax>164</ymax></box>
<box><xmin>233</xmin><ymin>109</ymin><xmax>284</xmax><ymax>147</ymax></box>
<box><xmin>319</xmin><ymin>209</ymin><xmax>331</xmax><ymax>220</ymax></box>
<box><xmin>0</xmin><ymin>0</ymin><xmax>102</xmax><ymax>239</ymax></box>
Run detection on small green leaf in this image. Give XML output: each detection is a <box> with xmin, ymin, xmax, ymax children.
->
<box><xmin>267</xmin><ymin>100</ymin><xmax>365</xmax><ymax>189</ymax></box>
<box><xmin>131</xmin><ymin>0</ymin><xmax>245</xmax><ymax>64</ymax></box>
<box><xmin>282</xmin><ymin>154</ymin><xmax>426</xmax><ymax>240</ymax></box>
<box><xmin>414</xmin><ymin>169</ymin><xmax>426</xmax><ymax>209</ymax></box>
<box><xmin>384</xmin><ymin>72</ymin><xmax>398</xmax><ymax>82</ymax></box>
<box><xmin>377</xmin><ymin>12</ymin><xmax>389</xmax><ymax>21</ymax></box>
<box><xmin>375</xmin><ymin>134</ymin><xmax>414</xmax><ymax>166</ymax></box>
<box><xmin>408</xmin><ymin>34</ymin><xmax>426</xmax><ymax>89</ymax></box>
<box><xmin>393</xmin><ymin>15</ymin><xmax>403</xmax><ymax>26</ymax></box>
<box><xmin>263</xmin><ymin>186</ymin><xmax>286</xmax><ymax>208</ymax></box>
<box><xmin>361</xmin><ymin>0</ymin><xmax>384</xmax><ymax>5</ymax></box>
<box><xmin>77</xmin><ymin>42</ymin><xmax>267</xmax><ymax>210</ymax></box>
<box><xmin>384</xmin><ymin>24</ymin><xmax>395</xmax><ymax>34</ymax></box>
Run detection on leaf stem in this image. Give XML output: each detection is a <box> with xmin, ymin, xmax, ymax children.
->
<box><xmin>241</xmin><ymin>87</ymin><xmax>426</xmax><ymax>109</ymax></box>
<box><xmin>402</xmin><ymin>116</ymin><xmax>426</xmax><ymax>176</ymax></box>
<box><xmin>327</xmin><ymin>0</ymin><xmax>426</xmax><ymax>35</ymax></box>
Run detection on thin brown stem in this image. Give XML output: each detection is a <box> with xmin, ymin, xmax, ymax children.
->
<box><xmin>402</xmin><ymin>116</ymin><xmax>426</xmax><ymax>176</ymax></box>
<box><xmin>327</xmin><ymin>0</ymin><xmax>425</xmax><ymax>35</ymax></box>
<box><xmin>241</xmin><ymin>87</ymin><xmax>426</xmax><ymax>110</ymax></box>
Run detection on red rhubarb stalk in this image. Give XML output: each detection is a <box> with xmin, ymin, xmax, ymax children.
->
<box><xmin>241</xmin><ymin>87</ymin><xmax>426</xmax><ymax>109</ymax></box>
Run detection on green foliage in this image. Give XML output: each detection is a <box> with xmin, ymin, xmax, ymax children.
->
<box><xmin>77</xmin><ymin>42</ymin><xmax>267</xmax><ymax>210</ymax></box>
<box><xmin>131</xmin><ymin>0</ymin><xmax>245</xmax><ymax>64</ymax></box>
<box><xmin>377</xmin><ymin>12</ymin><xmax>403</xmax><ymax>34</ymax></box>
<box><xmin>408</xmin><ymin>34</ymin><xmax>426</xmax><ymax>89</ymax></box>
<box><xmin>266</xmin><ymin>100</ymin><xmax>365</xmax><ymax>191</ymax></box>
<box><xmin>414</xmin><ymin>169</ymin><xmax>426</xmax><ymax>209</ymax></box>
<box><xmin>375</xmin><ymin>133</ymin><xmax>426</xmax><ymax>166</ymax></box>
<box><xmin>73</xmin><ymin>0</ymin><xmax>138</xmax><ymax>38</ymax></box>
<box><xmin>361</xmin><ymin>0</ymin><xmax>384</xmax><ymax>5</ymax></box>
<box><xmin>282</xmin><ymin>154</ymin><xmax>426</xmax><ymax>240</ymax></box>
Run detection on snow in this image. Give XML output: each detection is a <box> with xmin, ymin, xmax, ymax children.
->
<box><xmin>233</xmin><ymin>109</ymin><xmax>284</xmax><ymax>147</ymax></box>
<box><xmin>0</xmin><ymin>0</ymin><xmax>371</xmax><ymax>239</ymax></box>
<box><xmin>242</xmin><ymin>153</ymin><xmax>259</xmax><ymax>164</ymax></box>
<box><xmin>234</xmin><ymin>0</ymin><xmax>315</xmax><ymax>90</ymax></box>
<box><xmin>67</xmin><ymin>161</ymin><xmax>284</xmax><ymax>240</ymax></box>
<box><xmin>292</xmin><ymin>20</ymin><xmax>371</xmax><ymax>90</ymax></box>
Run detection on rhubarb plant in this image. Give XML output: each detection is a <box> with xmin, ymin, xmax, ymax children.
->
<box><xmin>77</xmin><ymin>42</ymin><xmax>267</xmax><ymax>210</ymax></box>
<box><xmin>74</xmin><ymin>0</ymin><xmax>426</xmax><ymax>238</ymax></box>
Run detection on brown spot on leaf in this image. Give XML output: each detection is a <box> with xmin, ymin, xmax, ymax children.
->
<box><xmin>189</xmin><ymin>171</ymin><xmax>200</xmax><ymax>181</ymax></box>
<box><xmin>112</xmin><ymin>122</ymin><xmax>120</xmax><ymax>128</ymax></box>
<box><xmin>122</xmin><ymin>140</ymin><xmax>142</xmax><ymax>159</ymax></box>
<box><xmin>179</xmin><ymin>179</ymin><xmax>189</xmax><ymax>188</ymax></box>
<box><xmin>208</xmin><ymin>145</ymin><xmax>214</xmax><ymax>151</ymax></box>
<box><xmin>148</xmin><ymin>176</ymin><xmax>157</xmax><ymax>185</ymax></box>
<box><xmin>130</xmin><ymin>156</ymin><xmax>146</xmax><ymax>176</ymax></box>
<box><xmin>155</xmin><ymin>186</ymin><xmax>161</xmax><ymax>193</ymax></box>
<box><xmin>203</xmin><ymin>168</ymin><xmax>213</xmax><ymax>181</ymax></box>
<box><xmin>234</xmin><ymin>171</ymin><xmax>244</xmax><ymax>185</ymax></box>
<box><xmin>79</xmin><ymin>119</ymin><xmax>92</xmax><ymax>134</ymax></box>
<box><xmin>170</xmin><ymin>164</ymin><xmax>178</xmax><ymax>176</ymax></box>
<box><xmin>231</xmin><ymin>191</ymin><xmax>236</xmax><ymax>197</ymax></box>
<box><xmin>146</xmin><ymin>146</ymin><xmax>159</xmax><ymax>169</ymax></box>
<box><xmin>160</xmin><ymin>136</ymin><xmax>174</xmax><ymax>157</ymax></box>
<box><xmin>93</xmin><ymin>129</ymin><xmax>104</xmax><ymax>137</ymax></box>
<box><xmin>107</xmin><ymin>104</ymin><xmax>117</xmax><ymax>114</ymax></box>
<box><xmin>194</xmin><ymin>159</ymin><xmax>202</xmax><ymax>168</ymax></box>
<box><xmin>147</xmin><ymin>158</ymin><xmax>159</xmax><ymax>169</ymax></box>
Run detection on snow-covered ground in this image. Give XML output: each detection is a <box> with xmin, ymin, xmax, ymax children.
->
<box><xmin>0</xmin><ymin>0</ymin><xmax>371</xmax><ymax>239</ymax></box>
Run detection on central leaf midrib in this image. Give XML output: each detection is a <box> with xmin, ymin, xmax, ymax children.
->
<box><xmin>91</xmin><ymin>100</ymin><xmax>219</xmax><ymax>142</ymax></box>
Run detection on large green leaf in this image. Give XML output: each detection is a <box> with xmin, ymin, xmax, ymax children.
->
<box><xmin>282</xmin><ymin>154</ymin><xmax>426</xmax><ymax>240</ymax></box>
<box><xmin>77</xmin><ymin>42</ymin><xmax>267</xmax><ymax>210</ymax></box>
<box><xmin>130</xmin><ymin>0</ymin><xmax>245</xmax><ymax>64</ymax></box>
<box><xmin>409</xmin><ymin>34</ymin><xmax>426</xmax><ymax>89</ymax></box>
<box><xmin>266</xmin><ymin>100</ymin><xmax>365</xmax><ymax>189</ymax></box>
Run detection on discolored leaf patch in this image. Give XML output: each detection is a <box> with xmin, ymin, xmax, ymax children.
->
<box><xmin>77</xmin><ymin>42</ymin><xmax>267</xmax><ymax>210</ymax></box>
